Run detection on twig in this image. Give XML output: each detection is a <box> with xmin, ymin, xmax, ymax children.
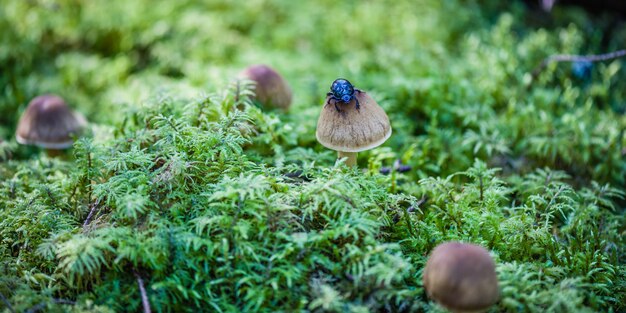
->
<box><xmin>407</xmin><ymin>195</ymin><xmax>428</xmax><ymax>213</ymax></box>
<box><xmin>434</xmin><ymin>204</ymin><xmax>463</xmax><ymax>230</ymax></box>
<box><xmin>87</xmin><ymin>149</ymin><xmax>92</xmax><ymax>203</ymax></box>
<box><xmin>235</xmin><ymin>79</ymin><xmax>241</xmax><ymax>103</ymax></box>
<box><xmin>532</xmin><ymin>49</ymin><xmax>626</xmax><ymax>78</ymax></box>
<box><xmin>0</xmin><ymin>291</ymin><xmax>16</xmax><ymax>313</ymax></box>
<box><xmin>134</xmin><ymin>270</ymin><xmax>152</xmax><ymax>313</ymax></box>
<box><xmin>83</xmin><ymin>198</ymin><xmax>101</xmax><ymax>228</ymax></box>
<box><xmin>53</xmin><ymin>299</ymin><xmax>76</xmax><ymax>305</ymax></box>
<box><xmin>402</xmin><ymin>208</ymin><xmax>416</xmax><ymax>238</ymax></box>
<box><xmin>479</xmin><ymin>175</ymin><xmax>484</xmax><ymax>202</ymax></box>
<box><xmin>544</xmin><ymin>185</ymin><xmax>566</xmax><ymax>214</ymax></box>
<box><xmin>26</xmin><ymin>298</ymin><xmax>76</xmax><ymax>313</ymax></box>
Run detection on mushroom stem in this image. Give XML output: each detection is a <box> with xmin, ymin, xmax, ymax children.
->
<box><xmin>338</xmin><ymin>151</ymin><xmax>357</xmax><ymax>167</ymax></box>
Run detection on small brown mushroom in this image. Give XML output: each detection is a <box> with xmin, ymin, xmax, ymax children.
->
<box><xmin>239</xmin><ymin>65</ymin><xmax>293</xmax><ymax>111</ymax></box>
<box><xmin>316</xmin><ymin>91</ymin><xmax>391</xmax><ymax>167</ymax></box>
<box><xmin>15</xmin><ymin>94</ymin><xmax>87</xmax><ymax>155</ymax></box>
<box><xmin>423</xmin><ymin>242</ymin><xmax>500</xmax><ymax>313</ymax></box>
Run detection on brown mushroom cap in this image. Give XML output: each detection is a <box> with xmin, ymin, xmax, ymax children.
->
<box><xmin>16</xmin><ymin>94</ymin><xmax>87</xmax><ymax>149</ymax></box>
<box><xmin>316</xmin><ymin>91</ymin><xmax>391</xmax><ymax>153</ymax></box>
<box><xmin>423</xmin><ymin>242</ymin><xmax>500</xmax><ymax>313</ymax></box>
<box><xmin>240</xmin><ymin>65</ymin><xmax>292</xmax><ymax>110</ymax></box>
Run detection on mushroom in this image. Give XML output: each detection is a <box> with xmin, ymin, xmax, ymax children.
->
<box><xmin>422</xmin><ymin>242</ymin><xmax>500</xmax><ymax>313</ymax></box>
<box><xmin>15</xmin><ymin>94</ymin><xmax>87</xmax><ymax>156</ymax></box>
<box><xmin>316</xmin><ymin>89</ymin><xmax>391</xmax><ymax>167</ymax></box>
<box><xmin>239</xmin><ymin>65</ymin><xmax>293</xmax><ymax>111</ymax></box>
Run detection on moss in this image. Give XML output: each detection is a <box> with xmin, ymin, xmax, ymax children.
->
<box><xmin>1</xmin><ymin>0</ymin><xmax>625</xmax><ymax>312</ymax></box>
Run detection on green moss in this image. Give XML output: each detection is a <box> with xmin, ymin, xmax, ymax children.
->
<box><xmin>1</xmin><ymin>0</ymin><xmax>625</xmax><ymax>312</ymax></box>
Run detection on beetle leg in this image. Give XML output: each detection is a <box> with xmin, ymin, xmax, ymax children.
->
<box><xmin>333</xmin><ymin>98</ymin><xmax>342</xmax><ymax>112</ymax></box>
<box><xmin>324</xmin><ymin>94</ymin><xmax>334</xmax><ymax>106</ymax></box>
<box><xmin>328</xmin><ymin>96</ymin><xmax>341</xmax><ymax>112</ymax></box>
<box><xmin>352</xmin><ymin>91</ymin><xmax>361</xmax><ymax>110</ymax></box>
<box><xmin>327</xmin><ymin>96</ymin><xmax>341</xmax><ymax>112</ymax></box>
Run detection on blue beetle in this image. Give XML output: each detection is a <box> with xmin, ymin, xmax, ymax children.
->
<box><xmin>326</xmin><ymin>78</ymin><xmax>362</xmax><ymax>112</ymax></box>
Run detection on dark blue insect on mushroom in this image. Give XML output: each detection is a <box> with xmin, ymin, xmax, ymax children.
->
<box><xmin>326</xmin><ymin>78</ymin><xmax>362</xmax><ymax>112</ymax></box>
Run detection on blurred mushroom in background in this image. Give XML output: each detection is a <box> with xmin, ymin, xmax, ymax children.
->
<box><xmin>239</xmin><ymin>64</ymin><xmax>293</xmax><ymax>111</ymax></box>
<box><xmin>16</xmin><ymin>94</ymin><xmax>87</xmax><ymax>156</ymax></box>
<box><xmin>541</xmin><ymin>0</ymin><xmax>556</xmax><ymax>12</ymax></box>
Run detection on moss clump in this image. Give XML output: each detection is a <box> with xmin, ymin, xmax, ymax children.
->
<box><xmin>1</xmin><ymin>0</ymin><xmax>625</xmax><ymax>312</ymax></box>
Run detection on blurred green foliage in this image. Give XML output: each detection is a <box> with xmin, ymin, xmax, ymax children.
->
<box><xmin>1</xmin><ymin>0</ymin><xmax>625</xmax><ymax>312</ymax></box>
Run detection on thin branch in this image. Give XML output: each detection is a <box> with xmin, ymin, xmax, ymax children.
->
<box><xmin>26</xmin><ymin>302</ymin><xmax>47</xmax><ymax>313</ymax></box>
<box><xmin>134</xmin><ymin>270</ymin><xmax>152</xmax><ymax>313</ymax></box>
<box><xmin>402</xmin><ymin>208</ymin><xmax>417</xmax><ymax>238</ymax></box>
<box><xmin>532</xmin><ymin>49</ymin><xmax>626</xmax><ymax>78</ymax></box>
<box><xmin>433</xmin><ymin>204</ymin><xmax>463</xmax><ymax>230</ymax></box>
<box><xmin>87</xmin><ymin>149</ymin><xmax>93</xmax><ymax>203</ymax></box>
<box><xmin>26</xmin><ymin>298</ymin><xmax>75</xmax><ymax>313</ymax></box>
<box><xmin>83</xmin><ymin>198</ymin><xmax>101</xmax><ymax>228</ymax></box>
<box><xmin>0</xmin><ymin>291</ymin><xmax>16</xmax><ymax>313</ymax></box>
<box><xmin>544</xmin><ymin>185</ymin><xmax>566</xmax><ymax>214</ymax></box>
<box><xmin>235</xmin><ymin>79</ymin><xmax>241</xmax><ymax>103</ymax></box>
<box><xmin>53</xmin><ymin>299</ymin><xmax>76</xmax><ymax>305</ymax></box>
<box><xmin>479</xmin><ymin>175</ymin><xmax>484</xmax><ymax>202</ymax></box>
<box><xmin>407</xmin><ymin>195</ymin><xmax>428</xmax><ymax>213</ymax></box>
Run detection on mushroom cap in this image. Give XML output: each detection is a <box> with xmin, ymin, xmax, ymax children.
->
<box><xmin>423</xmin><ymin>242</ymin><xmax>500</xmax><ymax>313</ymax></box>
<box><xmin>316</xmin><ymin>91</ymin><xmax>391</xmax><ymax>153</ymax></box>
<box><xmin>15</xmin><ymin>94</ymin><xmax>87</xmax><ymax>149</ymax></box>
<box><xmin>240</xmin><ymin>65</ymin><xmax>293</xmax><ymax>110</ymax></box>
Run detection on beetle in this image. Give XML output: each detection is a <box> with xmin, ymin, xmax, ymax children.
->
<box><xmin>326</xmin><ymin>78</ymin><xmax>362</xmax><ymax>112</ymax></box>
